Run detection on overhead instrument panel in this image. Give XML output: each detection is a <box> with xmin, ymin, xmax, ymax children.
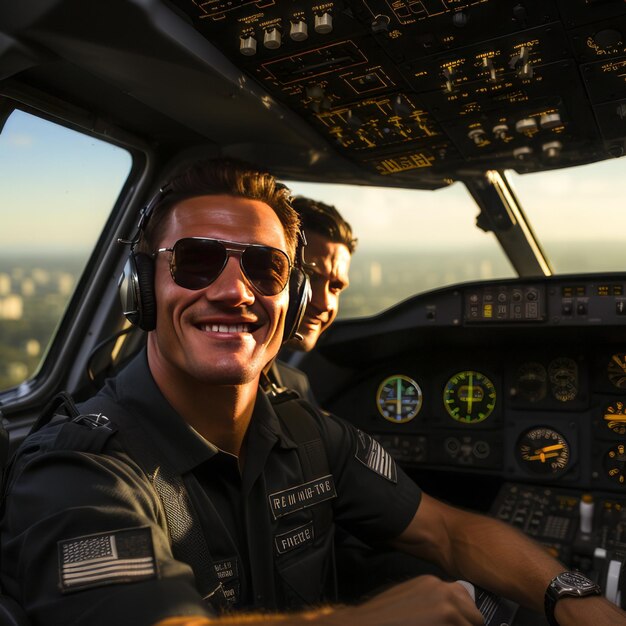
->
<box><xmin>168</xmin><ymin>0</ymin><xmax>626</xmax><ymax>186</ymax></box>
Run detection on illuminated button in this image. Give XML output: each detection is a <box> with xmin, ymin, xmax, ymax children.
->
<box><xmin>613</xmin><ymin>285</ymin><xmax>624</xmax><ymax>296</ymax></box>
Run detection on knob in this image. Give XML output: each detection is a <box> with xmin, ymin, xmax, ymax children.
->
<box><xmin>482</xmin><ymin>58</ymin><xmax>498</xmax><ymax>82</ymax></box>
<box><xmin>315</xmin><ymin>12</ymin><xmax>333</xmax><ymax>34</ymax></box>
<box><xmin>540</xmin><ymin>112</ymin><xmax>562</xmax><ymax>129</ymax></box>
<box><xmin>371</xmin><ymin>14</ymin><xmax>390</xmax><ymax>34</ymax></box>
<box><xmin>543</xmin><ymin>140</ymin><xmax>562</xmax><ymax>159</ymax></box>
<box><xmin>513</xmin><ymin>146</ymin><xmax>533</xmax><ymax>160</ymax></box>
<box><xmin>468</xmin><ymin>128</ymin><xmax>486</xmax><ymax>145</ymax></box>
<box><xmin>518</xmin><ymin>64</ymin><xmax>533</xmax><ymax>79</ymax></box>
<box><xmin>240</xmin><ymin>35</ymin><xmax>257</xmax><ymax>56</ymax></box>
<box><xmin>263</xmin><ymin>28</ymin><xmax>282</xmax><ymax>50</ymax></box>
<box><xmin>290</xmin><ymin>20</ymin><xmax>308</xmax><ymax>42</ymax></box>
<box><xmin>493</xmin><ymin>124</ymin><xmax>509</xmax><ymax>140</ymax></box>
<box><xmin>515</xmin><ymin>117</ymin><xmax>537</xmax><ymax>134</ymax></box>
<box><xmin>347</xmin><ymin>111</ymin><xmax>363</xmax><ymax>129</ymax></box>
<box><xmin>393</xmin><ymin>95</ymin><xmax>411</xmax><ymax>117</ymax></box>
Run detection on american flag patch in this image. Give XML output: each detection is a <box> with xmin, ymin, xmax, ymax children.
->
<box><xmin>355</xmin><ymin>430</ymin><xmax>397</xmax><ymax>483</ymax></box>
<box><xmin>58</xmin><ymin>527</ymin><xmax>157</xmax><ymax>593</ymax></box>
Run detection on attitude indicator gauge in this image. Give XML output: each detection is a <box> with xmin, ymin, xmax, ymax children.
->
<box><xmin>443</xmin><ymin>370</ymin><xmax>496</xmax><ymax>424</ymax></box>
<box><xmin>517</xmin><ymin>427</ymin><xmax>570</xmax><ymax>475</ymax></box>
<box><xmin>376</xmin><ymin>375</ymin><xmax>423</xmax><ymax>424</ymax></box>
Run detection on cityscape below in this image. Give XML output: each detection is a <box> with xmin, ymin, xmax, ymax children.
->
<box><xmin>1</xmin><ymin>243</ymin><xmax>623</xmax><ymax>392</ymax></box>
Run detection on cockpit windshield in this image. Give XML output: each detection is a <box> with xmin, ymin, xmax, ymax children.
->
<box><xmin>507</xmin><ymin>159</ymin><xmax>626</xmax><ymax>275</ymax></box>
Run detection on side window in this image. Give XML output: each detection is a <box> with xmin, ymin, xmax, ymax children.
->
<box><xmin>0</xmin><ymin>109</ymin><xmax>132</xmax><ymax>392</ymax></box>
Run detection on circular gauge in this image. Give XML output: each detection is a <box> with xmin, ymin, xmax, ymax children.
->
<box><xmin>376</xmin><ymin>375</ymin><xmax>423</xmax><ymax>424</ymax></box>
<box><xmin>513</xmin><ymin>362</ymin><xmax>547</xmax><ymax>402</ymax></box>
<box><xmin>517</xmin><ymin>427</ymin><xmax>570</xmax><ymax>475</ymax></box>
<box><xmin>605</xmin><ymin>444</ymin><xmax>626</xmax><ymax>485</ymax></box>
<box><xmin>443</xmin><ymin>370</ymin><xmax>496</xmax><ymax>424</ymax></box>
<box><xmin>607</xmin><ymin>353</ymin><xmax>626</xmax><ymax>389</ymax></box>
<box><xmin>603</xmin><ymin>401</ymin><xmax>626</xmax><ymax>435</ymax></box>
<box><xmin>548</xmin><ymin>357</ymin><xmax>578</xmax><ymax>402</ymax></box>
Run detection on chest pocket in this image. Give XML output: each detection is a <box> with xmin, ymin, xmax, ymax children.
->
<box><xmin>270</xmin><ymin>398</ymin><xmax>337</xmax><ymax>607</ymax></box>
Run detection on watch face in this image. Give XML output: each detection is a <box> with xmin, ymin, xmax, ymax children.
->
<box><xmin>557</xmin><ymin>572</ymin><xmax>593</xmax><ymax>588</ymax></box>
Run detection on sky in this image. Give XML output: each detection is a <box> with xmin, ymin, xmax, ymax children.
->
<box><xmin>2</xmin><ymin>108</ymin><xmax>626</xmax><ymax>257</ymax></box>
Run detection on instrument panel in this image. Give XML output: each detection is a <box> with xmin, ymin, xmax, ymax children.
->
<box><xmin>305</xmin><ymin>273</ymin><xmax>626</xmax><ymax>495</ymax></box>
<box><xmin>165</xmin><ymin>0</ymin><xmax>626</xmax><ymax>186</ymax></box>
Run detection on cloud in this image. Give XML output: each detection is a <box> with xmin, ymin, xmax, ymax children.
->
<box><xmin>5</xmin><ymin>133</ymin><xmax>33</xmax><ymax>148</ymax></box>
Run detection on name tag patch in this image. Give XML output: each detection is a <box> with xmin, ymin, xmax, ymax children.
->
<box><xmin>268</xmin><ymin>475</ymin><xmax>337</xmax><ymax>519</ymax></box>
<box><xmin>58</xmin><ymin>527</ymin><xmax>157</xmax><ymax>593</ymax></box>
<box><xmin>274</xmin><ymin>522</ymin><xmax>315</xmax><ymax>555</ymax></box>
<box><xmin>355</xmin><ymin>430</ymin><xmax>397</xmax><ymax>484</ymax></box>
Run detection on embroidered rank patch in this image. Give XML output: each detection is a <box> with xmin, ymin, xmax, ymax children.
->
<box><xmin>355</xmin><ymin>430</ymin><xmax>397</xmax><ymax>484</ymax></box>
<box><xmin>274</xmin><ymin>521</ymin><xmax>315</xmax><ymax>555</ymax></box>
<box><xmin>58</xmin><ymin>527</ymin><xmax>157</xmax><ymax>593</ymax></box>
<box><xmin>268</xmin><ymin>475</ymin><xmax>337</xmax><ymax>519</ymax></box>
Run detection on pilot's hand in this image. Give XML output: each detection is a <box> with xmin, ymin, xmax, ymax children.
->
<box><xmin>332</xmin><ymin>574</ymin><xmax>484</xmax><ymax>625</ymax></box>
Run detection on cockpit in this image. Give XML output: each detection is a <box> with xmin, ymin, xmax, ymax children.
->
<box><xmin>2</xmin><ymin>1</ymin><xmax>626</xmax><ymax>624</ymax></box>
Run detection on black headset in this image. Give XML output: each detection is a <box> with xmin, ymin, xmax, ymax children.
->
<box><xmin>118</xmin><ymin>187</ymin><xmax>311</xmax><ymax>342</ymax></box>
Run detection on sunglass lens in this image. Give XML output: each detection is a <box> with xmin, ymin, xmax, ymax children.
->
<box><xmin>242</xmin><ymin>246</ymin><xmax>290</xmax><ymax>295</ymax></box>
<box><xmin>172</xmin><ymin>238</ymin><xmax>226</xmax><ymax>290</ymax></box>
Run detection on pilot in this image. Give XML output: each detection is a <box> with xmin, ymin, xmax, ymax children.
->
<box><xmin>266</xmin><ymin>195</ymin><xmax>356</xmax><ymax>404</ymax></box>
<box><xmin>1</xmin><ymin>158</ymin><xmax>624</xmax><ymax>626</ymax></box>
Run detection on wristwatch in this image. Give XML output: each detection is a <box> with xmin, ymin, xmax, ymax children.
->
<box><xmin>544</xmin><ymin>571</ymin><xmax>602</xmax><ymax>626</ymax></box>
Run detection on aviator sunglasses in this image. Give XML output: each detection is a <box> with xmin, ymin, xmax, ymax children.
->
<box><xmin>153</xmin><ymin>237</ymin><xmax>292</xmax><ymax>296</ymax></box>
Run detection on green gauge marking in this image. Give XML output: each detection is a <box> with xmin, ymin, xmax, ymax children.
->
<box><xmin>376</xmin><ymin>375</ymin><xmax>423</xmax><ymax>424</ymax></box>
<box><xmin>443</xmin><ymin>370</ymin><xmax>496</xmax><ymax>424</ymax></box>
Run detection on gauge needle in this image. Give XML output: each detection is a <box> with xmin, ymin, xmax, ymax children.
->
<box><xmin>605</xmin><ymin>415</ymin><xmax>626</xmax><ymax>422</ymax></box>
<box><xmin>467</xmin><ymin>372</ymin><xmax>474</xmax><ymax>415</ymax></box>
<box><xmin>529</xmin><ymin>451</ymin><xmax>561</xmax><ymax>462</ymax></box>
<box><xmin>538</xmin><ymin>444</ymin><xmax>564</xmax><ymax>453</ymax></box>
<box><xmin>396</xmin><ymin>378</ymin><xmax>402</xmax><ymax>416</ymax></box>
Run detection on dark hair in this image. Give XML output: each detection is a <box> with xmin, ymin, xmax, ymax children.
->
<box><xmin>137</xmin><ymin>158</ymin><xmax>300</xmax><ymax>260</ymax></box>
<box><xmin>291</xmin><ymin>196</ymin><xmax>357</xmax><ymax>253</ymax></box>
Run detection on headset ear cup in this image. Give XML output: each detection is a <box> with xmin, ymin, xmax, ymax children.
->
<box><xmin>118</xmin><ymin>252</ymin><xmax>156</xmax><ymax>331</ymax></box>
<box><xmin>134</xmin><ymin>253</ymin><xmax>157</xmax><ymax>331</ymax></box>
<box><xmin>284</xmin><ymin>268</ymin><xmax>311</xmax><ymax>343</ymax></box>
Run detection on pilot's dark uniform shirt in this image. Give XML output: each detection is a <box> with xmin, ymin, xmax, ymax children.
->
<box><xmin>1</xmin><ymin>351</ymin><xmax>421</xmax><ymax>626</ymax></box>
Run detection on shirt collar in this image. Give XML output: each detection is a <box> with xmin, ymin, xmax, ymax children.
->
<box><xmin>106</xmin><ymin>349</ymin><xmax>296</xmax><ymax>475</ymax></box>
